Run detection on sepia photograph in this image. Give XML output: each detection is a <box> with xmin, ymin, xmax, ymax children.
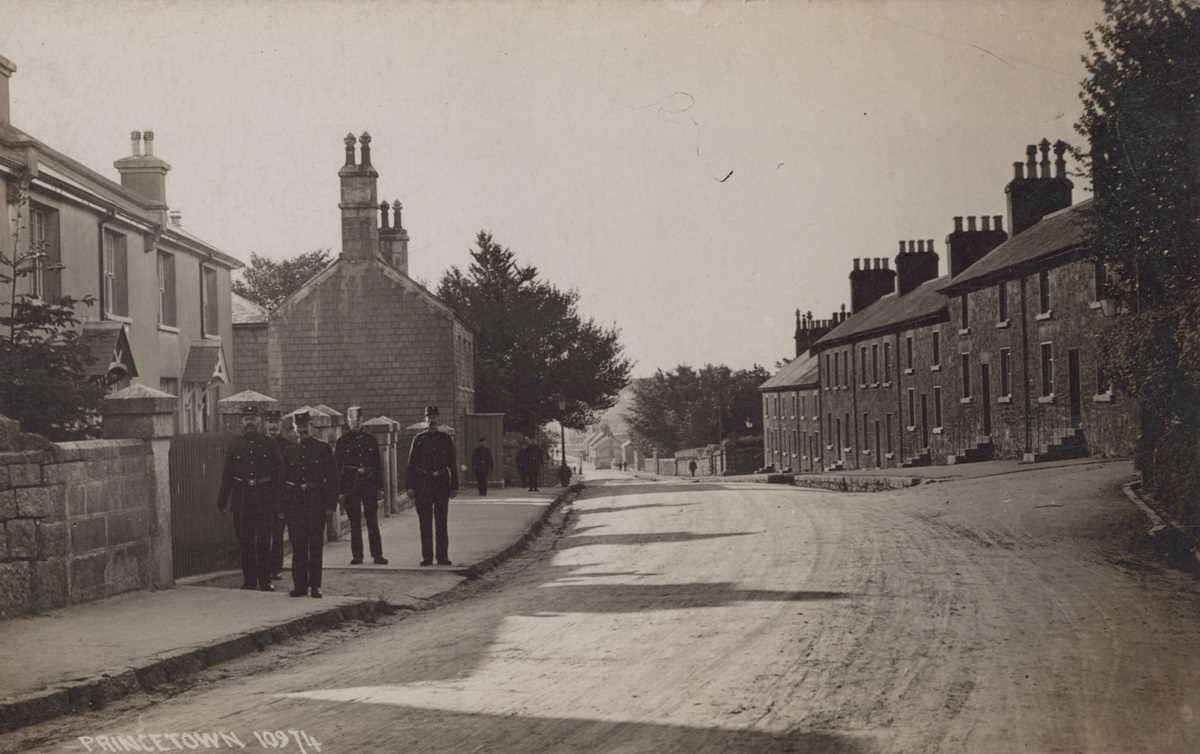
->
<box><xmin>0</xmin><ymin>1</ymin><xmax>1198</xmax><ymax>751</ymax></box>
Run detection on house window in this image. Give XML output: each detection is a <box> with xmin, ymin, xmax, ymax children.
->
<box><xmin>844</xmin><ymin>413</ymin><xmax>850</xmax><ymax>450</ymax></box>
<box><xmin>103</xmin><ymin>230</ymin><xmax>129</xmax><ymax>317</ymax></box>
<box><xmin>998</xmin><ymin>281</ymin><xmax>1009</xmax><ymax>321</ymax></box>
<box><xmin>1040</xmin><ymin>342</ymin><xmax>1054</xmax><ymax>397</ymax></box>
<box><xmin>832</xmin><ymin>352</ymin><xmax>839</xmax><ymax>386</ymax></box>
<box><xmin>1000</xmin><ymin>348</ymin><xmax>1011</xmax><ymax>397</ymax></box>
<box><xmin>906</xmin><ymin>335</ymin><xmax>914</xmax><ymax>369</ymax></box>
<box><xmin>1094</xmin><ymin>259</ymin><xmax>1108</xmax><ymax>301</ymax></box>
<box><xmin>960</xmin><ymin>353</ymin><xmax>971</xmax><ymax>398</ymax></box>
<box><xmin>1038</xmin><ymin>269</ymin><xmax>1051</xmax><ymax>314</ymax></box>
<box><xmin>201</xmin><ymin>265</ymin><xmax>219</xmax><ymax>337</ymax></box>
<box><xmin>28</xmin><ymin>205</ymin><xmax>61</xmax><ymax>301</ymax></box>
<box><xmin>960</xmin><ymin>294</ymin><xmax>969</xmax><ymax>329</ymax></box>
<box><xmin>907</xmin><ymin>388</ymin><xmax>915</xmax><ymax>426</ymax></box>
<box><xmin>885</xmin><ymin>414</ymin><xmax>893</xmax><ymax>453</ymax></box>
<box><xmin>934</xmin><ymin>386</ymin><xmax>943</xmax><ymax>427</ymax></box>
<box><xmin>1097</xmin><ymin>364</ymin><xmax>1111</xmax><ymax>394</ymax></box>
<box><xmin>157</xmin><ymin>252</ymin><xmax>177</xmax><ymax>327</ymax></box>
<box><xmin>932</xmin><ymin>331</ymin><xmax>941</xmax><ymax>367</ymax></box>
<box><xmin>883</xmin><ymin>342</ymin><xmax>891</xmax><ymax>381</ymax></box>
<box><xmin>863</xmin><ymin>413</ymin><xmax>870</xmax><ymax>452</ymax></box>
<box><xmin>860</xmin><ymin>347</ymin><xmax>867</xmax><ymax>382</ymax></box>
<box><xmin>843</xmin><ymin>351</ymin><xmax>849</xmax><ymax>388</ymax></box>
<box><xmin>827</xmin><ymin>412</ymin><xmax>833</xmax><ymax>440</ymax></box>
<box><xmin>871</xmin><ymin>344</ymin><xmax>879</xmax><ymax>383</ymax></box>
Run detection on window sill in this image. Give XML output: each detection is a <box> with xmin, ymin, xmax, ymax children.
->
<box><xmin>201</xmin><ymin>334</ymin><xmax>222</xmax><ymax>341</ymax></box>
<box><xmin>906</xmin><ymin>425</ymin><xmax>916</xmax><ymax>433</ymax></box>
<box><xmin>104</xmin><ymin>313</ymin><xmax>133</xmax><ymax>325</ymax></box>
<box><xmin>1093</xmin><ymin>392</ymin><xmax>1115</xmax><ymax>403</ymax></box>
<box><xmin>885</xmin><ymin>452</ymin><xmax>895</xmax><ymax>460</ymax></box>
<box><xmin>995</xmin><ymin>320</ymin><xmax>1010</xmax><ymax>329</ymax></box>
<box><xmin>932</xmin><ymin>426</ymin><xmax>944</xmax><ymax>435</ymax></box>
<box><xmin>862</xmin><ymin>449</ymin><xmax>872</xmax><ymax>456</ymax></box>
<box><xmin>904</xmin><ymin>368</ymin><xmax>914</xmax><ymax>376</ymax></box>
<box><xmin>958</xmin><ymin>327</ymin><xmax>970</xmax><ymax>336</ymax></box>
<box><xmin>998</xmin><ymin>395</ymin><xmax>1012</xmax><ymax>404</ymax></box>
<box><xmin>959</xmin><ymin>397</ymin><xmax>972</xmax><ymax>405</ymax></box>
<box><xmin>1036</xmin><ymin>311</ymin><xmax>1053</xmax><ymax>321</ymax></box>
<box><xmin>870</xmin><ymin>382</ymin><xmax>880</xmax><ymax>388</ymax></box>
<box><xmin>1038</xmin><ymin>394</ymin><xmax>1056</xmax><ymax>404</ymax></box>
<box><xmin>882</xmin><ymin>381</ymin><xmax>892</xmax><ymax>388</ymax></box>
<box><xmin>859</xmin><ymin>384</ymin><xmax>867</xmax><ymax>390</ymax></box>
<box><xmin>931</xmin><ymin>364</ymin><xmax>941</xmax><ymax>372</ymax></box>
<box><xmin>157</xmin><ymin>323</ymin><xmax>180</xmax><ymax>334</ymax></box>
<box><xmin>825</xmin><ymin>445</ymin><xmax>834</xmax><ymax>451</ymax></box>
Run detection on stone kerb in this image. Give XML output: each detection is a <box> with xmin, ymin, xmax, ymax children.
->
<box><xmin>217</xmin><ymin>389</ymin><xmax>280</xmax><ymax>433</ymax></box>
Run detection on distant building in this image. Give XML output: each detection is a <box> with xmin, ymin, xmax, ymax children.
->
<box><xmin>0</xmin><ymin>55</ymin><xmax>241</xmax><ymax>433</ymax></box>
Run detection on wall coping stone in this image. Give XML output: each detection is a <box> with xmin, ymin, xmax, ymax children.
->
<box><xmin>0</xmin><ymin>450</ymin><xmax>50</xmax><ymax>466</ymax></box>
<box><xmin>101</xmin><ymin>384</ymin><xmax>178</xmax><ymax>416</ymax></box>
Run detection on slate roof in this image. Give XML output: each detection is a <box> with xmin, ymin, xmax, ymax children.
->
<box><xmin>941</xmin><ymin>200</ymin><xmax>1092</xmax><ymax>293</ymax></box>
<box><xmin>759</xmin><ymin>350</ymin><xmax>820</xmax><ymax>391</ymax></box>
<box><xmin>231</xmin><ymin>292</ymin><xmax>268</xmax><ymax>324</ymax></box>
<box><xmin>814</xmin><ymin>274</ymin><xmax>951</xmax><ymax>349</ymax></box>
<box><xmin>182</xmin><ymin>341</ymin><xmax>228</xmax><ymax>384</ymax></box>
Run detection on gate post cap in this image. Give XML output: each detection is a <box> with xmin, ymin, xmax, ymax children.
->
<box><xmin>102</xmin><ymin>383</ymin><xmax>177</xmax><ymax>416</ymax></box>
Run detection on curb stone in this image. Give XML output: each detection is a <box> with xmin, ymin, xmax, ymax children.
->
<box><xmin>0</xmin><ymin>486</ymin><xmax>580</xmax><ymax>734</ymax></box>
<box><xmin>1122</xmin><ymin>480</ymin><xmax>1200</xmax><ymax>575</ymax></box>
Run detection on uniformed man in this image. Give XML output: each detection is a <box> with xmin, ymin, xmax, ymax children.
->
<box><xmin>471</xmin><ymin>436</ymin><xmax>494</xmax><ymax>496</ymax></box>
<box><xmin>405</xmin><ymin>405</ymin><xmax>458</xmax><ymax>566</ymax></box>
<box><xmin>519</xmin><ymin>437</ymin><xmax>542</xmax><ymax>492</ymax></box>
<box><xmin>216</xmin><ymin>405</ymin><xmax>284</xmax><ymax>591</ymax></box>
<box><xmin>284</xmin><ymin>410</ymin><xmax>338</xmax><ymax>598</ymax></box>
<box><xmin>264</xmin><ymin>409</ymin><xmax>292</xmax><ymax>580</ymax></box>
<box><xmin>335</xmin><ymin>406</ymin><xmax>388</xmax><ymax>565</ymax></box>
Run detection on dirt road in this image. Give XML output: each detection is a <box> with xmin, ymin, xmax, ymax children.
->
<box><xmin>6</xmin><ymin>462</ymin><xmax>1198</xmax><ymax>753</ymax></box>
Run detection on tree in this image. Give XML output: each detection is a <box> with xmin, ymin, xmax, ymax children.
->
<box><xmin>437</xmin><ymin>231</ymin><xmax>632</xmax><ymax>435</ymax></box>
<box><xmin>232</xmin><ymin>249</ymin><xmax>331</xmax><ymax>310</ymax></box>
<box><xmin>1075</xmin><ymin>0</ymin><xmax>1200</xmax><ymax>524</ymax></box>
<box><xmin>0</xmin><ymin>177</ymin><xmax>101</xmax><ymax>439</ymax></box>
<box><xmin>626</xmin><ymin>363</ymin><xmax>768</xmax><ymax>455</ymax></box>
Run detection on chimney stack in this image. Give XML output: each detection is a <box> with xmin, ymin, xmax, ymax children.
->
<box><xmin>338</xmin><ymin>131</ymin><xmax>380</xmax><ymax>261</ymax></box>
<box><xmin>849</xmin><ymin>250</ymin><xmax>896</xmax><ymax>314</ymax></box>
<box><xmin>1006</xmin><ymin>138</ymin><xmax>1073</xmax><ymax>235</ymax></box>
<box><xmin>113</xmin><ymin>128</ymin><xmax>171</xmax><ymax>209</ymax></box>
<box><xmin>0</xmin><ymin>55</ymin><xmax>14</xmax><ymax>127</ymax></box>
<box><xmin>795</xmin><ymin>309</ymin><xmax>833</xmax><ymax>357</ymax></box>
<box><xmin>377</xmin><ymin>198</ymin><xmax>411</xmax><ymax>275</ymax></box>
<box><xmin>168</xmin><ymin>210</ymin><xmax>182</xmax><ymax>227</ymax></box>
<box><xmin>895</xmin><ymin>236</ymin><xmax>939</xmax><ymax>295</ymax></box>
<box><xmin>946</xmin><ymin>211</ymin><xmax>1008</xmax><ymax>278</ymax></box>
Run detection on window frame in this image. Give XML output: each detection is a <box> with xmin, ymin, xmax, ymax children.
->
<box><xmin>200</xmin><ymin>264</ymin><xmax>220</xmax><ymax>338</ymax></box>
<box><xmin>1040</xmin><ymin>342</ymin><xmax>1055</xmax><ymax>397</ymax></box>
<box><xmin>960</xmin><ymin>353</ymin><xmax>971</xmax><ymax>398</ymax></box>
<box><xmin>1038</xmin><ymin>269</ymin><xmax>1051</xmax><ymax>314</ymax></box>
<box><xmin>157</xmin><ymin>251</ymin><xmax>177</xmax><ymax>328</ymax></box>
<box><xmin>931</xmin><ymin>330</ymin><xmax>941</xmax><ymax>367</ymax></box>
<box><xmin>998</xmin><ymin>280</ymin><xmax>1009</xmax><ymax>322</ymax></box>
<box><xmin>102</xmin><ymin>229</ymin><xmax>129</xmax><ymax>318</ymax></box>
<box><xmin>999</xmin><ymin>348</ymin><xmax>1012</xmax><ymax>397</ymax></box>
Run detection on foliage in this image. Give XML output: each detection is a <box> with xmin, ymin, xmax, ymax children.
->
<box><xmin>437</xmin><ymin>231</ymin><xmax>631</xmax><ymax>435</ymax></box>
<box><xmin>625</xmin><ymin>364</ymin><xmax>769</xmax><ymax>456</ymax></box>
<box><xmin>1076</xmin><ymin>0</ymin><xmax>1200</xmax><ymax>524</ymax></box>
<box><xmin>232</xmin><ymin>249</ymin><xmax>332</xmax><ymax>311</ymax></box>
<box><xmin>1</xmin><ymin>180</ymin><xmax>102</xmax><ymax>439</ymax></box>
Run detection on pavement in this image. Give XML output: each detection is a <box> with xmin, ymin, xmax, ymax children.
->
<box><xmin>0</xmin><ymin>484</ymin><xmax>566</xmax><ymax>732</ymax></box>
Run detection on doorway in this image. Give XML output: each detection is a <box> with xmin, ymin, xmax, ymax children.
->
<box><xmin>1068</xmin><ymin>349</ymin><xmax>1082</xmax><ymax>428</ymax></box>
<box><xmin>980</xmin><ymin>363</ymin><xmax>992</xmax><ymax>436</ymax></box>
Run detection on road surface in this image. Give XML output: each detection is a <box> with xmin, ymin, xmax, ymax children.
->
<box><xmin>5</xmin><ymin>462</ymin><xmax>1199</xmax><ymax>753</ymax></box>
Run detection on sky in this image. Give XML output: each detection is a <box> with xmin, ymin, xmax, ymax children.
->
<box><xmin>2</xmin><ymin>0</ymin><xmax>1105</xmax><ymax>377</ymax></box>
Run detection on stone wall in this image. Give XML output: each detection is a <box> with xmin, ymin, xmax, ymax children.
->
<box><xmin>0</xmin><ymin>440</ymin><xmax>155</xmax><ymax>618</ymax></box>
<box><xmin>232</xmin><ymin>322</ymin><xmax>269</xmax><ymax>396</ymax></box>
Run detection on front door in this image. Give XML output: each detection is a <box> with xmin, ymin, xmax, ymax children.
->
<box><xmin>920</xmin><ymin>394</ymin><xmax>929</xmax><ymax>448</ymax></box>
<box><xmin>980</xmin><ymin>363</ymin><xmax>992</xmax><ymax>436</ymax></box>
<box><xmin>1068</xmin><ymin>349</ymin><xmax>1082</xmax><ymax>428</ymax></box>
<box><xmin>875</xmin><ymin>421</ymin><xmax>882</xmax><ymax>468</ymax></box>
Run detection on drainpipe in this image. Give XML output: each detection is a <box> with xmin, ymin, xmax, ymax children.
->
<box><xmin>1019</xmin><ymin>274</ymin><xmax>1031</xmax><ymax>454</ymax></box>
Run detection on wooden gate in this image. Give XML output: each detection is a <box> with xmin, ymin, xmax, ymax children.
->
<box><xmin>169</xmin><ymin>431</ymin><xmax>239</xmax><ymax>578</ymax></box>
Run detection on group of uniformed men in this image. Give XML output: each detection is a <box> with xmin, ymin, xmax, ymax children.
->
<box><xmin>216</xmin><ymin>404</ymin><xmax>459</xmax><ymax>597</ymax></box>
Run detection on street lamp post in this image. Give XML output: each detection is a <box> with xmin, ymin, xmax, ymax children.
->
<box><xmin>556</xmin><ymin>394</ymin><xmax>570</xmax><ymax>486</ymax></box>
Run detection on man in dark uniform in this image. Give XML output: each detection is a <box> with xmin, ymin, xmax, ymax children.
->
<box><xmin>335</xmin><ymin>406</ymin><xmax>388</xmax><ymax>565</ymax></box>
<box><xmin>406</xmin><ymin>405</ymin><xmax>458</xmax><ymax>566</ymax></box>
<box><xmin>283</xmin><ymin>410</ymin><xmax>338</xmax><ymax>598</ymax></box>
<box><xmin>264</xmin><ymin>409</ymin><xmax>291</xmax><ymax>580</ymax></box>
<box><xmin>216</xmin><ymin>405</ymin><xmax>284</xmax><ymax>591</ymax></box>
<box><xmin>520</xmin><ymin>437</ymin><xmax>542</xmax><ymax>492</ymax></box>
<box><xmin>471</xmin><ymin>436</ymin><xmax>494</xmax><ymax>496</ymax></box>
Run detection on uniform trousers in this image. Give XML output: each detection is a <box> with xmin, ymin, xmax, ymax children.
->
<box><xmin>288</xmin><ymin>506</ymin><xmax>327</xmax><ymax>591</ymax></box>
<box><xmin>474</xmin><ymin>468</ymin><xmax>489</xmax><ymax>496</ymax></box>
<box><xmin>343</xmin><ymin>489</ymin><xmax>383</xmax><ymax>561</ymax></box>
<box><xmin>232</xmin><ymin>505</ymin><xmax>272</xmax><ymax>587</ymax></box>
<box><xmin>415</xmin><ymin>491</ymin><xmax>450</xmax><ymax>562</ymax></box>
<box><xmin>268</xmin><ymin>514</ymin><xmax>286</xmax><ymax>575</ymax></box>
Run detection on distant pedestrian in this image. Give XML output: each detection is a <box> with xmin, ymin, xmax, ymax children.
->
<box><xmin>216</xmin><ymin>405</ymin><xmax>284</xmax><ymax>591</ymax></box>
<box><xmin>284</xmin><ymin>411</ymin><xmax>338</xmax><ymax>598</ymax></box>
<box><xmin>689</xmin><ymin>459</ymin><xmax>698</xmax><ymax>477</ymax></box>
<box><xmin>406</xmin><ymin>406</ymin><xmax>458</xmax><ymax>566</ymax></box>
<box><xmin>264</xmin><ymin>409</ymin><xmax>292</xmax><ymax>581</ymax></box>
<box><xmin>335</xmin><ymin>406</ymin><xmax>387</xmax><ymax>565</ymax></box>
<box><xmin>518</xmin><ymin>437</ymin><xmax>541</xmax><ymax>491</ymax></box>
<box><xmin>471</xmin><ymin>436</ymin><xmax>494</xmax><ymax>496</ymax></box>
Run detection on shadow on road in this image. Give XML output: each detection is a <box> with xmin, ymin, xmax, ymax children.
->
<box><xmin>556</xmin><ymin>531</ymin><xmax>762</xmax><ymax>549</ymax></box>
<box><xmin>522</xmin><ymin>581</ymin><xmax>854</xmax><ymax>614</ymax></box>
<box><xmin>579</xmin><ymin>502</ymin><xmax>699</xmax><ymax>516</ymax></box>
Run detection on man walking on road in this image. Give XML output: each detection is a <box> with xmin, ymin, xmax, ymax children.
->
<box><xmin>216</xmin><ymin>405</ymin><xmax>284</xmax><ymax>591</ymax></box>
<box><xmin>335</xmin><ymin>406</ymin><xmax>388</xmax><ymax>565</ymax></box>
<box><xmin>406</xmin><ymin>406</ymin><xmax>458</xmax><ymax>566</ymax></box>
<box><xmin>471</xmin><ymin>436</ymin><xmax>494</xmax><ymax>496</ymax></box>
<box><xmin>519</xmin><ymin>437</ymin><xmax>542</xmax><ymax>491</ymax></box>
<box><xmin>283</xmin><ymin>411</ymin><xmax>338</xmax><ymax>598</ymax></box>
<box><xmin>264</xmin><ymin>409</ymin><xmax>291</xmax><ymax>581</ymax></box>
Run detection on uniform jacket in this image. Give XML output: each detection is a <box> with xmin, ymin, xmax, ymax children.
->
<box><xmin>334</xmin><ymin>430</ymin><xmax>382</xmax><ymax>494</ymax></box>
<box><xmin>272</xmin><ymin>434</ymin><xmax>295</xmax><ymax>507</ymax></box>
<box><xmin>517</xmin><ymin>445</ymin><xmax>542</xmax><ymax>473</ymax></box>
<box><xmin>471</xmin><ymin>445</ymin><xmax>494</xmax><ymax>473</ymax></box>
<box><xmin>283</xmin><ymin>436</ymin><xmax>339</xmax><ymax>514</ymax></box>
<box><xmin>217</xmin><ymin>430</ymin><xmax>284</xmax><ymax>514</ymax></box>
<box><xmin>406</xmin><ymin>428</ymin><xmax>459</xmax><ymax>496</ymax></box>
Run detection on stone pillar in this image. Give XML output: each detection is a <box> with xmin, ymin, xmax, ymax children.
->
<box><xmin>217</xmin><ymin>389</ymin><xmax>279</xmax><ymax>432</ymax></box>
<box><xmin>101</xmin><ymin>384</ymin><xmax>178</xmax><ymax>589</ymax></box>
<box><xmin>315</xmin><ymin>405</ymin><xmax>344</xmax><ymax>442</ymax></box>
<box><xmin>362</xmin><ymin>417</ymin><xmax>394</xmax><ymax>517</ymax></box>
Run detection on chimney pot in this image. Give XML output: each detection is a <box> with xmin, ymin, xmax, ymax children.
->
<box><xmin>853</xmin><ymin>258</ymin><xmax>861</xmax><ymax>271</ymax></box>
<box><xmin>1026</xmin><ymin>144</ymin><xmax>1038</xmax><ymax>176</ymax></box>
<box><xmin>1054</xmin><ymin>140</ymin><xmax>1068</xmax><ymax>179</ymax></box>
<box><xmin>379</xmin><ymin>200</ymin><xmax>391</xmax><ymax>230</ymax></box>
<box><xmin>953</xmin><ymin>216</ymin><xmax>963</xmax><ymax>232</ymax></box>
<box><xmin>130</xmin><ymin>131</ymin><xmax>143</xmax><ymax>157</ymax></box>
<box><xmin>916</xmin><ymin>240</ymin><xmax>925</xmax><ymax>253</ymax></box>
<box><xmin>898</xmin><ymin>240</ymin><xmax>906</xmax><ymax>254</ymax></box>
<box><xmin>0</xmin><ymin>54</ymin><xmax>15</xmax><ymax>127</ymax></box>
<box><xmin>882</xmin><ymin>258</ymin><xmax>889</xmax><ymax>270</ymax></box>
<box><xmin>343</xmin><ymin>133</ymin><xmax>356</xmax><ymax>166</ymax></box>
<box><xmin>143</xmin><ymin>130</ymin><xmax>154</xmax><ymax>156</ymax></box>
<box><xmin>1013</xmin><ymin>162</ymin><xmax>1024</xmax><ymax>180</ymax></box>
<box><xmin>392</xmin><ymin>200</ymin><xmax>403</xmax><ymax>229</ymax></box>
<box><xmin>967</xmin><ymin>216</ymin><xmax>977</xmax><ymax>231</ymax></box>
<box><xmin>927</xmin><ymin>238</ymin><xmax>934</xmax><ymax>250</ymax></box>
<box><xmin>981</xmin><ymin>216</ymin><xmax>991</xmax><ymax>231</ymax></box>
<box><xmin>994</xmin><ymin>215</ymin><xmax>1003</xmax><ymax>231</ymax></box>
<box><xmin>168</xmin><ymin>210</ymin><xmax>182</xmax><ymax>227</ymax></box>
<box><xmin>907</xmin><ymin>240</ymin><xmax>916</xmax><ymax>253</ymax></box>
<box><xmin>359</xmin><ymin>131</ymin><xmax>373</xmax><ymax>168</ymax></box>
